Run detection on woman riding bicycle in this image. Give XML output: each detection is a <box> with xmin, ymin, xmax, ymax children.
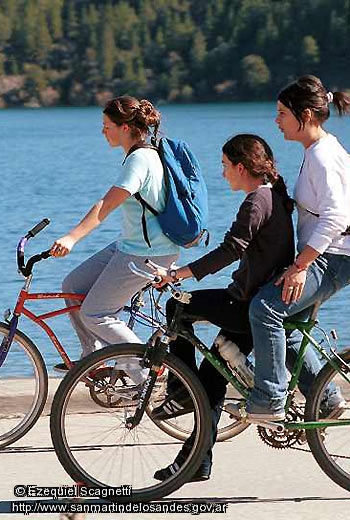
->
<box><xmin>50</xmin><ymin>96</ymin><xmax>179</xmax><ymax>370</ymax></box>
<box><xmin>226</xmin><ymin>75</ymin><xmax>350</xmax><ymax>423</ymax></box>
<box><xmin>151</xmin><ymin>133</ymin><xmax>325</xmax><ymax>481</ymax></box>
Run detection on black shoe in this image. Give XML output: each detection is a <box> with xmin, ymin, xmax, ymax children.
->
<box><xmin>151</xmin><ymin>392</ymin><xmax>195</xmax><ymax>420</ymax></box>
<box><xmin>154</xmin><ymin>461</ymin><xmax>181</xmax><ymax>481</ymax></box>
<box><xmin>53</xmin><ymin>361</ymin><xmax>77</xmax><ymax>372</ymax></box>
<box><xmin>154</xmin><ymin>462</ymin><xmax>210</xmax><ymax>482</ymax></box>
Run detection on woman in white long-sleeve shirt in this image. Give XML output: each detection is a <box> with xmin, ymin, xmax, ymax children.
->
<box><xmin>228</xmin><ymin>75</ymin><xmax>350</xmax><ymax>421</ymax></box>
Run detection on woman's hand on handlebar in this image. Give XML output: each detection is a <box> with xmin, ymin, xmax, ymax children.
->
<box><xmin>50</xmin><ymin>235</ymin><xmax>77</xmax><ymax>257</ymax></box>
<box><xmin>152</xmin><ymin>266</ymin><xmax>172</xmax><ymax>288</ymax></box>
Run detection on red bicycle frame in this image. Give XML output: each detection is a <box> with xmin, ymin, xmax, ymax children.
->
<box><xmin>13</xmin><ymin>288</ymin><xmax>85</xmax><ymax>370</ymax></box>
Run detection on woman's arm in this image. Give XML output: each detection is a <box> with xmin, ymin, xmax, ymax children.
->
<box><xmin>155</xmin><ymin>193</ymin><xmax>268</xmax><ymax>285</ymax></box>
<box><xmin>278</xmin><ymin>154</ymin><xmax>350</xmax><ymax>303</ymax></box>
<box><xmin>189</xmin><ymin>194</ymin><xmax>266</xmax><ymax>281</ymax></box>
<box><xmin>50</xmin><ymin>186</ymin><xmax>130</xmax><ymax>257</ymax></box>
<box><xmin>275</xmin><ymin>245</ymin><xmax>319</xmax><ymax>304</ymax></box>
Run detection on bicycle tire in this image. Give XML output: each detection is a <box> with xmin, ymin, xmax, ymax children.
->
<box><xmin>142</xmin><ymin>335</ymin><xmax>249</xmax><ymax>442</ymax></box>
<box><xmin>0</xmin><ymin>322</ymin><xmax>48</xmax><ymax>449</ymax></box>
<box><xmin>148</xmin><ymin>391</ymin><xmax>250</xmax><ymax>442</ymax></box>
<box><xmin>50</xmin><ymin>343</ymin><xmax>212</xmax><ymax>502</ymax></box>
<box><xmin>305</xmin><ymin>348</ymin><xmax>350</xmax><ymax>491</ymax></box>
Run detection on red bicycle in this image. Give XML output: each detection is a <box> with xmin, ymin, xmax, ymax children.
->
<box><xmin>0</xmin><ymin>219</ymin><xmax>169</xmax><ymax>450</ymax></box>
<box><xmin>0</xmin><ymin>219</ymin><xmax>86</xmax><ymax>448</ymax></box>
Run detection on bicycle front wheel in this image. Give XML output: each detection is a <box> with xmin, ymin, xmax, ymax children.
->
<box><xmin>0</xmin><ymin>322</ymin><xmax>48</xmax><ymax>448</ymax></box>
<box><xmin>305</xmin><ymin>348</ymin><xmax>350</xmax><ymax>491</ymax></box>
<box><xmin>50</xmin><ymin>343</ymin><xmax>211</xmax><ymax>502</ymax></box>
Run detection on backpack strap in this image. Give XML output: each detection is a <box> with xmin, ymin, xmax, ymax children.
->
<box><xmin>122</xmin><ymin>142</ymin><xmax>160</xmax><ymax>248</ymax></box>
<box><xmin>134</xmin><ymin>193</ymin><xmax>159</xmax><ymax>248</ymax></box>
<box><xmin>122</xmin><ymin>142</ymin><xmax>158</xmax><ymax>165</ymax></box>
<box><xmin>294</xmin><ymin>199</ymin><xmax>350</xmax><ymax>236</ymax></box>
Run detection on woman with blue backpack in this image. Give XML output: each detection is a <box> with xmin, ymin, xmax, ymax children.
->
<box><xmin>50</xmin><ymin>95</ymin><xmax>181</xmax><ymax>370</ymax></box>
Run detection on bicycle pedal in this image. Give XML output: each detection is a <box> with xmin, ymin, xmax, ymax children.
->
<box><xmin>250</xmin><ymin>419</ymin><xmax>285</xmax><ymax>432</ymax></box>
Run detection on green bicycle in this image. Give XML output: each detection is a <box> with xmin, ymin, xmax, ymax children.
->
<box><xmin>50</xmin><ymin>264</ymin><xmax>350</xmax><ymax>502</ymax></box>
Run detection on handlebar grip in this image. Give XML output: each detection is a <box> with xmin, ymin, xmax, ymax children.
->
<box><xmin>26</xmin><ymin>218</ymin><xmax>50</xmax><ymax>238</ymax></box>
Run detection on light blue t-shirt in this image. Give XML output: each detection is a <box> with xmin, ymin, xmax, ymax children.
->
<box><xmin>115</xmin><ymin>148</ymin><xmax>180</xmax><ymax>256</ymax></box>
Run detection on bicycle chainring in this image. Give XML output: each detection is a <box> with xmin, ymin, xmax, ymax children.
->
<box><xmin>257</xmin><ymin>402</ymin><xmax>306</xmax><ymax>449</ymax></box>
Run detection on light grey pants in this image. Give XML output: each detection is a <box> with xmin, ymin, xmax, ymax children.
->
<box><xmin>63</xmin><ymin>242</ymin><xmax>179</xmax><ymax>358</ymax></box>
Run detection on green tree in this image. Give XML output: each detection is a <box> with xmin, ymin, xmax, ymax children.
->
<box><xmin>36</xmin><ymin>9</ymin><xmax>52</xmax><ymax>60</ymax></box>
<box><xmin>190</xmin><ymin>30</ymin><xmax>207</xmax><ymax>65</ymax></box>
<box><xmin>24</xmin><ymin>63</ymin><xmax>47</xmax><ymax>92</ymax></box>
<box><xmin>301</xmin><ymin>35</ymin><xmax>320</xmax><ymax>68</ymax></box>
<box><xmin>100</xmin><ymin>25</ymin><xmax>116</xmax><ymax>80</ymax></box>
<box><xmin>23</xmin><ymin>0</ymin><xmax>38</xmax><ymax>59</ymax></box>
<box><xmin>66</xmin><ymin>2</ymin><xmax>79</xmax><ymax>41</ymax></box>
<box><xmin>49</xmin><ymin>0</ymin><xmax>64</xmax><ymax>39</ymax></box>
<box><xmin>0</xmin><ymin>7</ymin><xmax>12</xmax><ymax>43</ymax></box>
<box><xmin>240</xmin><ymin>54</ymin><xmax>271</xmax><ymax>97</ymax></box>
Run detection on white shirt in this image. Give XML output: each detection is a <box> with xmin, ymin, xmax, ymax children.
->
<box><xmin>294</xmin><ymin>133</ymin><xmax>350</xmax><ymax>255</ymax></box>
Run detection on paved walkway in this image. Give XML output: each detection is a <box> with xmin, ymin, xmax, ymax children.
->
<box><xmin>1</xmin><ymin>418</ymin><xmax>349</xmax><ymax>519</ymax></box>
<box><xmin>0</xmin><ymin>380</ymin><xmax>349</xmax><ymax>520</ymax></box>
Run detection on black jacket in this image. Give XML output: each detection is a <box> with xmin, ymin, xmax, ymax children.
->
<box><xmin>189</xmin><ymin>186</ymin><xmax>295</xmax><ymax>301</ymax></box>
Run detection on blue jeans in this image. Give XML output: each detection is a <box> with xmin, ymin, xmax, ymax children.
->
<box><xmin>248</xmin><ymin>253</ymin><xmax>350</xmax><ymax>413</ymax></box>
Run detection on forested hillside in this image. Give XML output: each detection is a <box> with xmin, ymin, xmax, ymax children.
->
<box><xmin>0</xmin><ymin>0</ymin><xmax>349</xmax><ymax>107</ymax></box>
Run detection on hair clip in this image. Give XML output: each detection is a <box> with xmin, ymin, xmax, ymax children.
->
<box><xmin>326</xmin><ymin>91</ymin><xmax>333</xmax><ymax>103</ymax></box>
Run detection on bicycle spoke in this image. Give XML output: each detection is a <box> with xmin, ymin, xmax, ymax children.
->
<box><xmin>51</xmin><ymin>344</ymin><xmax>211</xmax><ymax>501</ymax></box>
<box><xmin>306</xmin><ymin>349</ymin><xmax>350</xmax><ymax>491</ymax></box>
<box><xmin>0</xmin><ymin>324</ymin><xmax>47</xmax><ymax>448</ymax></box>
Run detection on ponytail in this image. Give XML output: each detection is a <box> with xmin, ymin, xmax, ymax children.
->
<box><xmin>332</xmin><ymin>91</ymin><xmax>350</xmax><ymax>116</ymax></box>
<box><xmin>272</xmin><ymin>176</ymin><xmax>294</xmax><ymax>214</ymax></box>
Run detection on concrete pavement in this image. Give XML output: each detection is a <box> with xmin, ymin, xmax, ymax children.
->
<box><xmin>0</xmin><ymin>379</ymin><xmax>349</xmax><ymax>520</ymax></box>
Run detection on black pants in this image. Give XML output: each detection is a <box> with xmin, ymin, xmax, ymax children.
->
<box><xmin>166</xmin><ymin>288</ymin><xmax>252</xmax><ymax>407</ymax></box>
<box><xmin>166</xmin><ymin>288</ymin><xmax>252</xmax><ymax>472</ymax></box>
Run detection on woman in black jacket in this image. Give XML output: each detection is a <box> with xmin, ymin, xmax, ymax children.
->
<box><xmin>150</xmin><ymin>133</ymin><xmax>322</xmax><ymax>481</ymax></box>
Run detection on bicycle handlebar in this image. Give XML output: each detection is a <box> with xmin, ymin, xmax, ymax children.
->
<box><xmin>128</xmin><ymin>261</ymin><xmax>191</xmax><ymax>304</ymax></box>
<box><xmin>17</xmin><ymin>219</ymin><xmax>51</xmax><ymax>277</ymax></box>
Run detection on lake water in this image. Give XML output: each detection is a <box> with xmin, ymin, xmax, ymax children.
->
<box><xmin>1</xmin><ymin>103</ymin><xmax>350</xmax><ymax>376</ymax></box>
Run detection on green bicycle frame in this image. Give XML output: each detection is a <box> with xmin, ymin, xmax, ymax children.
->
<box><xmin>284</xmin><ymin>317</ymin><xmax>350</xmax><ymax>430</ymax></box>
<box><xmin>178</xmin><ymin>313</ymin><xmax>350</xmax><ymax>431</ymax></box>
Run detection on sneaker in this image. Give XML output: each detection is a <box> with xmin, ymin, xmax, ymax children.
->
<box><xmin>225</xmin><ymin>402</ymin><xmax>285</xmax><ymax>422</ymax></box>
<box><xmin>53</xmin><ymin>361</ymin><xmax>78</xmax><ymax>372</ymax></box>
<box><xmin>150</xmin><ymin>392</ymin><xmax>195</xmax><ymax>420</ymax></box>
<box><xmin>154</xmin><ymin>462</ymin><xmax>210</xmax><ymax>482</ymax></box>
<box><xmin>320</xmin><ymin>399</ymin><xmax>346</xmax><ymax>420</ymax></box>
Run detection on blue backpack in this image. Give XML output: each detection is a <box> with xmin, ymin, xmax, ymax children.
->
<box><xmin>126</xmin><ymin>138</ymin><xmax>209</xmax><ymax>248</ymax></box>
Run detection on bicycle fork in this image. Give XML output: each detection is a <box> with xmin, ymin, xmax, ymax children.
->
<box><xmin>0</xmin><ymin>275</ymin><xmax>33</xmax><ymax>367</ymax></box>
<box><xmin>0</xmin><ymin>315</ymin><xmax>19</xmax><ymax>367</ymax></box>
<box><xmin>125</xmin><ymin>337</ymin><xmax>169</xmax><ymax>429</ymax></box>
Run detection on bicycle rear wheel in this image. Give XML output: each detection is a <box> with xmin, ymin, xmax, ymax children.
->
<box><xmin>0</xmin><ymin>322</ymin><xmax>48</xmax><ymax>448</ymax></box>
<box><xmin>148</xmin><ymin>376</ymin><xmax>249</xmax><ymax>442</ymax></box>
<box><xmin>305</xmin><ymin>348</ymin><xmax>350</xmax><ymax>491</ymax></box>
<box><xmin>50</xmin><ymin>343</ymin><xmax>211</xmax><ymax>502</ymax></box>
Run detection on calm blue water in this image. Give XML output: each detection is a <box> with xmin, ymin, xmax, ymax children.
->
<box><xmin>1</xmin><ymin>103</ymin><xmax>350</xmax><ymax>376</ymax></box>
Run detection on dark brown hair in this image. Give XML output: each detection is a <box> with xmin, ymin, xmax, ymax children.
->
<box><xmin>278</xmin><ymin>75</ymin><xmax>350</xmax><ymax>129</ymax></box>
<box><xmin>103</xmin><ymin>95</ymin><xmax>161</xmax><ymax>141</ymax></box>
<box><xmin>222</xmin><ymin>134</ymin><xmax>294</xmax><ymax>213</ymax></box>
